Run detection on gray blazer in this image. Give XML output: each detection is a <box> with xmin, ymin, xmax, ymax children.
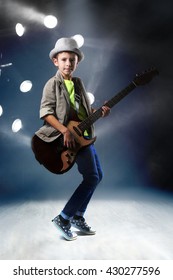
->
<box><xmin>35</xmin><ymin>71</ymin><xmax>94</xmax><ymax>142</ymax></box>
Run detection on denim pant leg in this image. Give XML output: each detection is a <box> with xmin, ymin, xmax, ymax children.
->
<box><xmin>75</xmin><ymin>145</ymin><xmax>103</xmax><ymax>215</ymax></box>
<box><xmin>61</xmin><ymin>144</ymin><xmax>103</xmax><ymax>219</ymax></box>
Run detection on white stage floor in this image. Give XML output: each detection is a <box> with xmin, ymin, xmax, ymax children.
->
<box><xmin>0</xmin><ymin>187</ymin><xmax>173</xmax><ymax>260</ymax></box>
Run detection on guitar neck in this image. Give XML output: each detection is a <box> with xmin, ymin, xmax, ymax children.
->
<box><xmin>78</xmin><ymin>81</ymin><xmax>136</xmax><ymax>132</ymax></box>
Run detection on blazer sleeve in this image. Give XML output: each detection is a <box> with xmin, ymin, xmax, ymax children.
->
<box><xmin>39</xmin><ymin>77</ymin><xmax>56</xmax><ymax>119</ymax></box>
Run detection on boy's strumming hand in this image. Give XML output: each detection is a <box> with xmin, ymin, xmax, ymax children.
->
<box><xmin>63</xmin><ymin>129</ymin><xmax>76</xmax><ymax>149</ymax></box>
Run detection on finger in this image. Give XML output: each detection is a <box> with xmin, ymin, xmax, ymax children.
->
<box><xmin>102</xmin><ymin>107</ymin><xmax>107</xmax><ymax>115</ymax></box>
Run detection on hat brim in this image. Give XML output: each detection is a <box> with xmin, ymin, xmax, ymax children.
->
<box><xmin>49</xmin><ymin>47</ymin><xmax>84</xmax><ymax>62</ymax></box>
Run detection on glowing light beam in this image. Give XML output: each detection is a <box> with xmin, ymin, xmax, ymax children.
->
<box><xmin>44</xmin><ymin>15</ymin><xmax>58</xmax><ymax>29</ymax></box>
<box><xmin>87</xmin><ymin>92</ymin><xmax>95</xmax><ymax>105</ymax></box>
<box><xmin>15</xmin><ymin>23</ymin><xmax>25</xmax><ymax>36</ymax></box>
<box><xmin>20</xmin><ymin>80</ymin><xmax>32</xmax><ymax>93</ymax></box>
<box><xmin>72</xmin><ymin>34</ymin><xmax>84</xmax><ymax>48</ymax></box>
<box><xmin>0</xmin><ymin>105</ymin><xmax>3</xmax><ymax>117</ymax></box>
<box><xmin>12</xmin><ymin>119</ymin><xmax>22</xmax><ymax>133</ymax></box>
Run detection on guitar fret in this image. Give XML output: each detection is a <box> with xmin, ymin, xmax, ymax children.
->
<box><xmin>78</xmin><ymin>83</ymin><xmax>136</xmax><ymax>132</ymax></box>
<box><xmin>106</xmin><ymin>83</ymin><xmax>136</xmax><ymax>108</ymax></box>
<box><xmin>78</xmin><ymin>109</ymin><xmax>102</xmax><ymax>132</ymax></box>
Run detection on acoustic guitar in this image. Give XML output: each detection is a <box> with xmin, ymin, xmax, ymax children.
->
<box><xmin>32</xmin><ymin>68</ymin><xmax>159</xmax><ymax>174</ymax></box>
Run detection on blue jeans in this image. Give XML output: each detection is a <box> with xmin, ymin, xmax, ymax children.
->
<box><xmin>60</xmin><ymin>144</ymin><xmax>103</xmax><ymax>220</ymax></box>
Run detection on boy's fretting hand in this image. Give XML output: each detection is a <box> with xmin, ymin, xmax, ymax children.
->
<box><xmin>101</xmin><ymin>105</ymin><xmax>111</xmax><ymax>117</ymax></box>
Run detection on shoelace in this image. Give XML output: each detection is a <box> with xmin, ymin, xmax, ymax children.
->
<box><xmin>75</xmin><ymin>218</ymin><xmax>90</xmax><ymax>229</ymax></box>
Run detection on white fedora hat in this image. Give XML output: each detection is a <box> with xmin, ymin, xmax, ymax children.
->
<box><xmin>49</xmin><ymin>37</ymin><xmax>84</xmax><ymax>62</ymax></box>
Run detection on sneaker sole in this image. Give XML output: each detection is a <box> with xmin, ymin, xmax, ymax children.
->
<box><xmin>71</xmin><ymin>224</ymin><xmax>96</xmax><ymax>235</ymax></box>
<box><xmin>52</xmin><ymin>220</ymin><xmax>77</xmax><ymax>241</ymax></box>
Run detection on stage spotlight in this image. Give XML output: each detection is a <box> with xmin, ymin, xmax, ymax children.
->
<box><xmin>12</xmin><ymin>119</ymin><xmax>22</xmax><ymax>133</ymax></box>
<box><xmin>0</xmin><ymin>105</ymin><xmax>3</xmax><ymax>117</ymax></box>
<box><xmin>20</xmin><ymin>80</ymin><xmax>32</xmax><ymax>93</ymax></box>
<box><xmin>87</xmin><ymin>92</ymin><xmax>95</xmax><ymax>105</ymax></box>
<box><xmin>72</xmin><ymin>34</ymin><xmax>84</xmax><ymax>48</ymax></box>
<box><xmin>44</xmin><ymin>15</ymin><xmax>58</xmax><ymax>29</ymax></box>
<box><xmin>15</xmin><ymin>23</ymin><xmax>25</xmax><ymax>37</ymax></box>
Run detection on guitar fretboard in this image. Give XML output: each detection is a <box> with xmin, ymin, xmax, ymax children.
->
<box><xmin>78</xmin><ymin>82</ymin><xmax>136</xmax><ymax>132</ymax></box>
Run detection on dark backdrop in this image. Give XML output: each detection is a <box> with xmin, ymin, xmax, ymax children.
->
<box><xmin>0</xmin><ymin>0</ymin><xmax>173</xmax><ymax>203</ymax></box>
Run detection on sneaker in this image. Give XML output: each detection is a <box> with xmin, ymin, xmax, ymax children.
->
<box><xmin>71</xmin><ymin>217</ymin><xmax>96</xmax><ymax>235</ymax></box>
<box><xmin>52</xmin><ymin>215</ymin><xmax>77</xmax><ymax>241</ymax></box>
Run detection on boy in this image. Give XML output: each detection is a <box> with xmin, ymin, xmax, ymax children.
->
<box><xmin>32</xmin><ymin>37</ymin><xmax>110</xmax><ymax>241</ymax></box>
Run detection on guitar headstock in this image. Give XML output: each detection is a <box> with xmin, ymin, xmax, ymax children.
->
<box><xmin>133</xmin><ymin>67</ymin><xmax>159</xmax><ymax>86</ymax></box>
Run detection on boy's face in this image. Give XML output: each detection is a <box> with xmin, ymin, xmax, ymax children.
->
<box><xmin>53</xmin><ymin>52</ymin><xmax>79</xmax><ymax>80</ymax></box>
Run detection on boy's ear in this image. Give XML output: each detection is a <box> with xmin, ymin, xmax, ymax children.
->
<box><xmin>52</xmin><ymin>57</ymin><xmax>58</xmax><ymax>66</ymax></box>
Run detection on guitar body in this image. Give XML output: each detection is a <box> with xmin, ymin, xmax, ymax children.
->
<box><xmin>60</xmin><ymin>120</ymin><xmax>96</xmax><ymax>173</ymax></box>
<box><xmin>32</xmin><ymin>120</ymin><xmax>96</xmax><ymax>174</ymax></box>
